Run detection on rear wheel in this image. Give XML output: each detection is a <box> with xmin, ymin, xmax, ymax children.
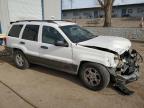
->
<box><xmin>14</xmin><ymin>50</ymin><xmax>29</xmax><ymax>69</ymax></box>
<box><xmin>79</xmin><ymin>63</ymin><xmax>110</xmax><ymax>91</ymax></box>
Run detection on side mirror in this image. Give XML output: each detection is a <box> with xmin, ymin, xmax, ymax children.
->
<box><xmin>55</xmin><ymin>40</ymin><xmax>68</xmax><ymax>47</ymax></box>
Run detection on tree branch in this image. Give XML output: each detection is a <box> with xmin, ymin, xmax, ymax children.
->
<box><xmin>112</xmin><ymin>0</ymin><xmax>115</xmax><ymax>5</ymax></box>
<box><xmin>98</xmin><ymin>0</ymin><xmax>104</xmax><ymax>8</ymax></box>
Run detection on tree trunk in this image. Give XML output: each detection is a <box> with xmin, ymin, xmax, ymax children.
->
<box><xmin>104</xmin><ymin>6</ymin><xmax>112</xmax><ymax>27</ymax></box>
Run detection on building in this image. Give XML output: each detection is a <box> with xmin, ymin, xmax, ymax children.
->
<box><xmin>62</xmin><ymin>0</ymin><xmax>144</xmax><ymax>19</ymax></box>
<box><xmin>0</xmin><ymin>0</ymin><xmax>61</xmax><ymax>33</ymax></box>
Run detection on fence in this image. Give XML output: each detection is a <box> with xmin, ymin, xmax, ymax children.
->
<box><xmin>85</xmin><ymin>27</ymin><xmax>144</xmax><ymax>42</ymax></box>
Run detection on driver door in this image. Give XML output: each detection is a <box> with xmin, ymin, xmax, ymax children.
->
<box><xmin>39</xmin><ymin>26</ymin><xmax>74</xmax><ymax>73</ymax></box>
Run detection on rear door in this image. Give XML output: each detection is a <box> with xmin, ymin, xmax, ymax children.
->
<box><xmin>20</xmin><ymin>24</ymin><xmax>41</xmax><ymax>62</ymax></box>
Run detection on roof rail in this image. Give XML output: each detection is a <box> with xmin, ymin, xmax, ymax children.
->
<box><xmin>10</xmin><ymin>20</ymin><xmax>73</xmax><ymax>24</ymax></box>
<box><xmin>53</xmin><ymin>20</ymin><xmax>72</xmax><ymax>22</ymax></box>
<box><xmin>10</xmin><ymin>20</ymin><xmax>56</xmax><ymax>24</ymax></box>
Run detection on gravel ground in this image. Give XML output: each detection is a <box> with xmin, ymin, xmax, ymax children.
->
<box><xmin>0</xmin><ymin>42</ymin><xmax>143</xmax><ymax>108</ymax></box>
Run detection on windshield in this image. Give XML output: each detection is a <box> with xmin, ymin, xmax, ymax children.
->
<box><xmin>60</xmin><ymin>25</ymin><xmax>96</xmax><ymax>43</ymax></box>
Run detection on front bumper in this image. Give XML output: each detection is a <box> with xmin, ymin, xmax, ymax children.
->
<box><xmin>109</xmin><ymin>49</ymin><xmax>142</xmax><ymax>84</ymax></box>
<box><xmin>116</xmin><ymin>66</ymin><xmax>139</xmax><ymax>83</ymax></box>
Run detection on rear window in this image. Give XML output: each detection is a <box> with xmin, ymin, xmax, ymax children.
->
<box><xmin>22</xmin><ymin>25</ymin><xmax>39</xmax><ymax>41</ymax></box>
<box><xmin>8</xmin><ymin>25</ymin><xmax>23</xmax><ymax>38</ymax></box>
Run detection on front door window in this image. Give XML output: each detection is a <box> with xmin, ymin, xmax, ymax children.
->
<box><xmin>42</xmin><ymin>26</ymin><xmax>66</xmax><ymax>45</ymax></box>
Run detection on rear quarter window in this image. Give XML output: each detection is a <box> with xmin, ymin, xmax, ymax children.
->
<box><xmin>8</xmin><ymin>25</ymin><xmax>23</xmax><ymax>38</ymax></box>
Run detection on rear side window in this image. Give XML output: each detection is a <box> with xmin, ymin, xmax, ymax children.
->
<box><xmin>8</xmin><ymin>25</ymin><xmax>23</xmax><ymax>38</ymax></box>
<box><xmin>22</xmin><ymin>25</ymin><xmax>39</xmax><ymax>41</ymax></box>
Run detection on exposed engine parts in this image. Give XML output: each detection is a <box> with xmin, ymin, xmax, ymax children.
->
<box><xmin>113</xmin><ymin>49</ymin><xmax>143</xmax><ymax>95</ymax></box>
<box><xmin>116</xmin><ymin>49</ymin><xmax>142</xmax><ymax>78</ymax></box>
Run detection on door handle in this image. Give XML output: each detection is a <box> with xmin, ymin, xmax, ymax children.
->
<box><xmin>41</xmin><ymin>46</ymin><xmax>48</xmax><ymax>49</ymax></box>
<box><xmin>19</xmin><ymin>41</ymin><xmax>25</xmax><ymax>45</ymax></box>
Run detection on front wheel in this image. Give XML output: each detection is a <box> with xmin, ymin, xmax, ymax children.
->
<box><xmin>79</xmin><ymin>63</ymin><xmax>110</xmax><ymax>91</ymax></box>
<box><xmin>14</xmin><ymin>50</ymin><xmax>29</xmax><ymax>69</ymax></box>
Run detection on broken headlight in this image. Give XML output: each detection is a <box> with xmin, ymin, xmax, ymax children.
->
<box><xmin>114</xmin><ymin>55</ymin><xmax>120</xmax><ymax>65</ymax></box>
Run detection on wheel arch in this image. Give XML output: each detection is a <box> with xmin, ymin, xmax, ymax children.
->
<box><xmin>12</xmin><ymin>48</ymin><xmax>28</xmax><ymax>60</ymax></box>
<box><xmin>12</xmin><ymin>48</ymin><xmax>24</xmax><ymax>54</ymax></box>
<box><xmin>77</xmin><ymin>61</ymin><xmax>110</xmax><ymax>75</ymax></box>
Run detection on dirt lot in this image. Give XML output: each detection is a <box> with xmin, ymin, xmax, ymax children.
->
<box><xmin>0</xmin><ymin>42</ymin><xmax>144</xmax><ymax>108</ymax></box>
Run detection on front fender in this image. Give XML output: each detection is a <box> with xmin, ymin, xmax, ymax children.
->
<box><xmin>72</xmin><ymin>45</ymin><xmax>118</xmax><ymax>73</ymax></box>
<box><xmin>78</xmin><ymin>54</ymin><xmax>111</xmax><ymax>67</ymax></box>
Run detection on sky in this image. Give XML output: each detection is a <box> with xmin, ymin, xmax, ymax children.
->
<box><xmin>62</xmin><ymin>0</ymin><xmax>144</xmax><ymax>10</ymax></box>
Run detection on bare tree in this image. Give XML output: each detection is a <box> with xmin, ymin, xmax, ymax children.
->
<box><xmin>98</xmin><ymin>0</ymin><xmax>115</xmax><ymax>27</ymax></box>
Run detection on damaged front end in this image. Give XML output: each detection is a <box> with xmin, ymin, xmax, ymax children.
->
<box><xmin>115</xmin><ymin>49</ymin><xmax>143</xmax><ymax>83</ymax></box>
<box><xmin>109</xmin><ymin>49</ymin><xmax>143</xmax><ymax>95</ymax></box>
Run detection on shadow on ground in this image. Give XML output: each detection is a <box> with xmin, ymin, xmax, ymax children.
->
<box><xmin>0</xmin><ymin>56</ymin><xmax>115</xmax><ymax>92</ymax></box>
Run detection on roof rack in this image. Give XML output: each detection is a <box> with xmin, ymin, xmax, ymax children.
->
<box><xmin>10</xmin><ymin>20</ymin><xmax>72</xmax><ymax>24</ymax></box>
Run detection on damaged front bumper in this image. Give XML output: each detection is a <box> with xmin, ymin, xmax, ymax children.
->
<box><xmin>109</xmin><ymin>49</ymin><xmax>143</xmax><ymax>84</ymax></box>
<box><xmin>108</xmin><ymin>66</ymin><xmax>140</xmax><ymax>84</ymax></box>
<box><xmin>108</xmin><ymin>49</ymin><xmax>143</xmax><ymax>95</ymax></box>
<box><xmin>116</xmin><ymin>65</ymin><xmax>140</xmax><ymax>83</ymax></box>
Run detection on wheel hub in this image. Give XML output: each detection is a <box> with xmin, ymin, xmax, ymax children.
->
<box><xmin>84</xmin><ymin>68</ymin><xmax>101</xmax><ymax>86</ymax></box>
<box><xmin>16</xmin><ymin>54</ymin><xmax>24</xmax><ymax>66</ymax></box>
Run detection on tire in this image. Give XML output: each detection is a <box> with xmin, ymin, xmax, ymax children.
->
<box><xmin>14</xmin><ymin>50</ymin><xmax>29</xmax><ymax>69</ymax></box>
<box><xmin>79</xmin><ymin>63</ymin><xmax>110</xmax><ymax>91</ymax></box>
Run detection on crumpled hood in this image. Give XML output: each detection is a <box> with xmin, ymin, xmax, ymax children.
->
<box><xmin>78</xmin><ymin>36</ymin><xmax>131</xmax><ymax>55</ymax></box>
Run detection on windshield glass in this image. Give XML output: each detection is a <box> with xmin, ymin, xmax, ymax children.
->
<box><xmin>60</xmin><ymin>25</ymin><xmax>96</xmax><ymax>43</ymax></box>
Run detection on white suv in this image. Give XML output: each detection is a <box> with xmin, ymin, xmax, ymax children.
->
<box><xmin>6</xmin><ymin>20</ymin><xmax>141</xmax><ymax>91</ymax></box>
